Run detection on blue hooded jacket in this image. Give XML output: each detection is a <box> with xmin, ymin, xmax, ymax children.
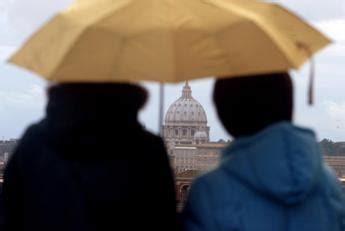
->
<box><xmin>182</xmin><ymin>122</ymin><xmax>345</xmax><ymax>231</ymax></box>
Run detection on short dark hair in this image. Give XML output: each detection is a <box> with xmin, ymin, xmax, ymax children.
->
<box><xmin>48</xmin><ymin>83</ymin><xmax>148</xmax><ymax>112</ymax></box>
<box><xmin>213</xmin><ymin>72</ymin><xmax>293</xmax><ymax>138</ymax></box>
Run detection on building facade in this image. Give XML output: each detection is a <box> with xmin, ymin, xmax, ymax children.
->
<box><xmin>163</xmin><ymin>83</ymin><xmax>345</xmax><ymax>210</ymax></box>
<box><xmin>162</xmin><ymin>82</ymin><xmax>210</xmax><ymax>147</ymax></box>
<box><xmin>162</xmin><ymin>82</ymin><xmax>228</xmax><ymax>209</ymax></box>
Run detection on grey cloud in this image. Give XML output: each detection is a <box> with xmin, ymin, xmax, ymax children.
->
<box><xmin>0</xmin><ymin>84</ymin><xmax>45</xmax><ymax>108</ymax></box>
<box><xmin>1</xmin><ymin>0</ymin><xmax>345</xmax><ymax>142</ymax></box>
<box><xmin>0</xmin><ymin>45</ymin><xmax>16</xmax><ymax>61</ymax></box>
<box><xmin>270</xmin><ymin>0</ymin><xmax>345</xmax><ymax>22</ymax></box>
<box><xmin>0</xmin><ymin>70</ymin><xmax>46</xmax><ymax>139</ymax></box>
<box><xmin>4</xmin><ymin>0</ymin><xmax>72</xmax><ymax>44</ymax></box>
<box><xmin>315</xmin><ymin>19</ymin><xmax>345</xmax><ymax>43</ymax></box>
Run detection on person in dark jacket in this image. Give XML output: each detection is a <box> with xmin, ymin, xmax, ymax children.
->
<box><xmin>0</xmin><ymin>83</ymin><xmax>177</xmax><ymax>231</ymax></box>
<box><xmin>182</xmin><ymin>73</ymin><xmax>345</xmax><ymax>231</ymax></box>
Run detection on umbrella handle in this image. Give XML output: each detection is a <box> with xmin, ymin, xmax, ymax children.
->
<box><xmin>159</xmin><ymin>83</ymin><xmax>165</xmax><ymax>135</ymax></box>
<box><xmin>308</xmin><ymin>56</ymin><xmax>315</xmax><ymax>106</ymax></box>
<box><xmin>297</xmin><ymin>43</ymin><xmax>315</xmax><ymax>106</ymax></box>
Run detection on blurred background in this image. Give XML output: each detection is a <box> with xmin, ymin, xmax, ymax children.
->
<box><xmin>0</xmin><ymin>0</ymin><xmax>344</xmax><ymax>142</ymax></box>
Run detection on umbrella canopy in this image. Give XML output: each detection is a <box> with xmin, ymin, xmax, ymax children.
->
<box><xmin>9</xmin><ymin>0</ymin><xmax>330</xmax><ymax>83</ymax></box>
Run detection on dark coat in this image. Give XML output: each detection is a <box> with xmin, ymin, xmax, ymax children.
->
<box><xmin>0</xmin><ymin>84</ymin><xmax>177</xmax><ymax>231</ymax></box>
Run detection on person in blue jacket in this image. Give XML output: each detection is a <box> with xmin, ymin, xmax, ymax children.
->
<box><xmin>182</xmin><ymin>72</ymin><xmax>345</xmax><ymax>231</ymax></box>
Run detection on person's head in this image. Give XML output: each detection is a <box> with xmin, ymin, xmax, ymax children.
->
<box><xmin>47</xmin><ymin>82</ymin><xmax>148</xmax><ymax>118</ymax></box>
<box><xmin>213</xmin><ymin>72</ymin><xmax>293</xmax><ymax>138</ymax></box>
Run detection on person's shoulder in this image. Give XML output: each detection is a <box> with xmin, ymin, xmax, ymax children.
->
<box><xmin>192</xmin><ymin>166</ymin><xmax>237</xmax><ymax>198</ymax></box>
<box><xmin>21</xmin><ymin>121</ymin><xmax>46</xmax><ymax>142</ymax></box>
<box><xmin>321</xmin><ymin>165</ymin><xmax>345</xmax><ymax>198</ymax></box>
<box><xmin>5</xmin><ymin>121</ymin><xmax>46</xmax><ymax>171</ymax></box>
<box><xmin>12</xmin><ymin>120</ymin><xmax>47</xmax><ymax>156</ymax></box>
<box><xmin>186</xmin><ymin>166</ymin><xmax>245</xmax><ymax>216</ymax></box>
<box><xmin>318</xmin><ymin>165</ymin><xmax>345</xmax><ymax>223</ymax></box>
<box><xmin>196</xmin><ymin>165</ymin><xmax>233</xmax><ymax>185</ymax></box>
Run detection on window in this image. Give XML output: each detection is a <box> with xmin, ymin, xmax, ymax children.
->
<box><xmin>181</xmin><ymin>185</ymin><xmax>190</xmax><ymax>202</ymax></box>
<box><xmin>175</xmin><ymin>129</ymin><xmax>179</xmax><ymax>136</ymax></box>
<box><xmin>183</xmin><ymin>129</ymin><xmax>187</xmax><ymax>136</ymax></box>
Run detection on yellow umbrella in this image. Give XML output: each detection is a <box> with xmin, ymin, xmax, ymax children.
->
<box><xmin>9</xmin><ymin>0</ymin><xmax>330</xmax><ymax>83</ymax></box>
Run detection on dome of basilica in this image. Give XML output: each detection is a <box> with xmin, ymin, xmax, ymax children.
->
<box><xmin>164</xmin><ymin>82</ymin><xmax>207</xmax><ymax>125</ymax></box>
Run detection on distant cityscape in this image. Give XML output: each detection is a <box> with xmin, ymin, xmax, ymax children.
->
<box><xmin>0</xmin><ymin>139</ymin><xmax>19</xmax><ymax>184</ymax></box>
<box><xmin>1</xmin><ymin>84</ymin><xmax>345</xmax><ymax>208</ymax></box>
<box><xmin>1</xmin><ymin>137</ymin><xmax>345</xmax><ymax>200</ymax></box>
<box><xmin>0</xmin><ymin>138</ymin><xmax>344</xmax><ymax>158</ymax></box>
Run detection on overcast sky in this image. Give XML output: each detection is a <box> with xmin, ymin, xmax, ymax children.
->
<box><xmin>0</xmin><ymin>0</ymin><xmax>344</xmax><ymax>141</ymax></box>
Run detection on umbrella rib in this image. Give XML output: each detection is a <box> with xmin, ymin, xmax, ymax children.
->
<box><xmin>49</xmin><ymin>2</ymin><xmax>135</xmax><ymax>80</ymax></box>
<box><xmin>213</xmin><ymin>1</ymin><xmax>298</xmax><ymax>67</ymax></box>
<box><xmin>10</xmin><ymin>0</ymin><xmax>331</xmax><ymax>82</ymax></box>
<box><xmin>48</xmin><ymin>25</ymin><xmax>89</xmax><ymax>80</ymax></box>
<box><xmin>267</xmin><ymin>3</ymin><xmax>332</xmax><ymax>65</ymax></box>
<box><xmin>251</xmin><ymin>4</ymin><xmax>303</xmax><ymax>68</ymax></box>
<box><xmin>246</xmin><ymin>19</ymin><xmax>296</xmax><ymax>68</ymax></box>
<box><xmin>180</xmin><ymin>0</ymin><xmax>295</xmax><ymax>76</ymax></box>
<box><xmin>227</xmin><ymin>1</ymin><xmax>315</xmax><ymax>68</ymax></box>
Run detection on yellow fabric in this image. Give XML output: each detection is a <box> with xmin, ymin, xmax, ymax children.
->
<box><xmin>9</xmin><ymin>0</ymin><xmax>331</xmax><ymax>83</ymax></box>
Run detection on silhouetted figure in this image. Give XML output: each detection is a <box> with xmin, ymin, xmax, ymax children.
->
<box><xmin>182</xmin><ymin>73</ymin><xmax>345</xmax><ymax>231</ymax></box>
<box><xmin>0</xmin><ymin>83</ymin><xmax>177</xmax><ymax>231</ymax></box>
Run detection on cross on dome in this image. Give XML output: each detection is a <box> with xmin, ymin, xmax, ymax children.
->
<box><xmin>182</xmin><ymin>81</ymin><xmax>192</xmax><ymax>98</ymax></box>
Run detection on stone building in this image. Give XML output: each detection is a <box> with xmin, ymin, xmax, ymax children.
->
<box><xmin>0</xmin><ymin>160</ymin><xmax>4</xmax><ymax>184</ymax></box>
<box><xmin>163</xmin><ymin>82</ymin><xmax>345</xmax><ymax>210</ymax></box>
<box><xmin>162</xmin><ymin>82</ymin><xmax>228</xmax><ymax>209</ymax></box>
<box><xmin>163</xmin><ymin>82</ymin><xmax>210</xmax><ymax>147</ymax></box>
<box><xmin>323</xmin><ymin>156</ymin><xmax>345</xmax><ymax>178</ymax></box>
<box><xmin>171</xmin><ymin>142</ymin><xmax>225</xmax><ymax>174</ymax></box>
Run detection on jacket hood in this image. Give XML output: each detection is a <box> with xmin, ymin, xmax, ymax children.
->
<box><xmin>221</xmin><ymin>122</ymin><xmax>322</xmax><ymax>205</ymax></box>
<box><xmin>41</xmin><ymin>83</ymin><xmax>147</xmax><ymax>158</ymax></box>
